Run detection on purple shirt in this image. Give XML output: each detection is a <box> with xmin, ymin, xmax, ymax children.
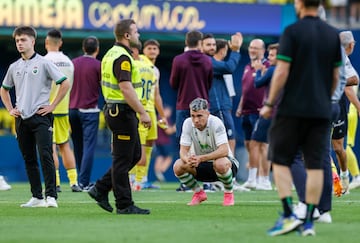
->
<box><xmin>70</xmin><ymin>55</ymin><xmax>101</xmax><ymax>109</ymax></box>
<box><xmin>169</xmin><ymin>50</ymin><xmax>213</xmax><ymax>110</ymax></box>
<box><xmin>240</xmin><ymin>60</ymin><xmax>269</xmax><ymax>115</ymax></box>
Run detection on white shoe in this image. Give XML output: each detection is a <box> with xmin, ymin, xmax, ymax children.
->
<box><xmin>20</xmin><ymin>197</ymin><xmax>47</xmax><ymax>208</ymax></box>
<box><xmin>233</xmin><ymin>183</ymin><xmax>250</xmax><ymax>192</ymax></box>
<box><xmin>242</xmin><ymin>180</ymin><xmax>257</xmax><ymax>189</ymax></box>
<box><xmin>293</xmin><ymin>201</ymin><xmax>320</xmax><ymax>220</ymax></box>
<box><xmin>316</xmin><ymin>212</ymin><xmax>332</xmax><ymax>223</ymax></box>
<box><xmin>340</xmin><ymin>174</ymin><xmax>350</xmax><ymax>194</ymax></box>
<box><xmin>232</xmin><ymin>180</ymin><xmax>250</xmax><ymax>192</ymax></box>
<box><xmin>349</xmin><ymin>176</ymin><xmax>360</xmax><ymax>190</ymax></box>
<box><xmin>255</xmin><ymin>180</ymin><xmax>272</xmax><ymax>191</ymax></box>
<box><xmin>46</xmin><ymin>196</ymin><xmax>58</xmax><ymax>208</ymax></box>
<box><xmin>0</xmin><ymin>176</ymin><xmax>11</xmax><ymax>191</ymax></box>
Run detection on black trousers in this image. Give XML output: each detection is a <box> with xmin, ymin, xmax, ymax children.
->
<box><xmin>96</xmin><ymin>103</ymin><xmax>141</xmax><ymax>210</ymax></box>
<box><xmin>15</xmin><ymin>113</ymin><xmax>56</xmax><ymax>199</ymax></box>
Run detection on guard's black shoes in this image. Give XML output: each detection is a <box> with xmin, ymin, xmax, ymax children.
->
<box><xmin>116</xmin><ymin>205</ymin><xmax>150</xmax><ymax>215</ymax></box>
<box><xmin>88</xmin><ymin>186</ymin><xmax>113</xmax><ymax>213</ymax></box>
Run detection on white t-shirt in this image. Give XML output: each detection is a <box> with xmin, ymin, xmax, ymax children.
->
<box><xmin>180</xmin><ymin>114</ymin><xmax>233</xmax><ymax>158</ymax></box>
<box><xmin>344</xmin><ymin>55</ymin><xmax>359</xmax><ymax>81</ymax></box>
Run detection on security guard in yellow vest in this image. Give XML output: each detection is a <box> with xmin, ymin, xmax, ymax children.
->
<box><xmin>87</xmin><ymin>19</ymin><xmax>151</xmax><ymax>215</ymax></box>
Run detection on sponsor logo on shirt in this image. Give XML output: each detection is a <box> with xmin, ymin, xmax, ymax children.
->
<box><xmin>32</xmin><ymin>66</ymin><xmax>39</xmax><ymax>75</ymax></box>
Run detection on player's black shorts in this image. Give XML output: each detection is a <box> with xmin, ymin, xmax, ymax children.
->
<box><xmin>268</xmin><ymin>116</ymin><xmax>331</xmax><ymax>169</ymax></box>
<box><xmin>194</xmin><ymin>157</ymin><xmax>238</xmax><ymax>182</ymax></box>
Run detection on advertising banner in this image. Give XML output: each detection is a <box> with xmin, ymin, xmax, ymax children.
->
<box><xmin>0</xmin><ymin>0</ymin><xmax>295</xmax><ymax>35</ymax></box>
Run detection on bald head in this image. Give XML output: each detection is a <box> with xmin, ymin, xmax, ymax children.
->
<box><xmin>250</xmin><ymin>39</ymin><xmax>265</xmax><ymax>49</ymax></box>
<box><xmin>340</xmin><ymin>31</ymin><xmax>355</xmax><ymax>47</ymax></box>
<box><xmin>340</xmin><ymin>31</ymin><xmax>356</xmax><ymax>56</ymax></box>
<box><xmin>248</xmin><ymin>38</ymin><xmax>265</xmax><ymax>61</ymax></box>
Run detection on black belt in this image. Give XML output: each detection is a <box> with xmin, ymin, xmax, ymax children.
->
<box><xmin>104</xmin><ymin>103</ymin><xmax>133</xmax><ymax>112</ymax></box>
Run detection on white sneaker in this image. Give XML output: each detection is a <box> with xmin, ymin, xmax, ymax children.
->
<box><xmin>349</xmin><ymin>176</ymin><xmax>360</xmax><ymax>190</ymax></box>
<box><xmin>340</xmin><ymin>174</ymin><xmax>350</xmax><ymax>194</ymax></box>
<box><xmin>232</xmin><ymin>179</ymin><xmax>250</xmax><ymax>192</ymax></box>
<box><xmin>242</xmin><ymin>180</ymin><xmax>257</xmax><ymax>189</ymax></box>
<box><xmin>233</xmin><ymin>183</ymin><xmax>250</xmax><ymax>192</ymax></box>
<box><xmin>20</xmin><ymin>197</ymin><xmax>47</xmax><ymax>208</ymax></box>
<box><xmin>0</xmin><ymin>175</ymin><xmax>11</xmax><ymax>191</ymax></box>
<box><xmin>316</xmin><ymin>212</ymin><xmax>332</xmax><ymax>223</ymax></box>
<box><xmin>46</xmin><ymin>196</ymin><xmax>58</xmax><ymax>208</ymax></box>
<box><xmin>255</xmin><ymin>179</ymin><xmax>272</xmax><ymax>191</ymax></box>
<box><xmin>293</xmin><ymin>201</ymin><xmax>320</xmax><ymax>220</ymax></box>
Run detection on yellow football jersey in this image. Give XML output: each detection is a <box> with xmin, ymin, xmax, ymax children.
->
<box><xmin>136</xmin><ymin>55</ymin><xmax>157</xmax><ymax>112</ymax></box>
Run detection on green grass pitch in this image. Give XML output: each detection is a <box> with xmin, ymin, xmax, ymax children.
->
<box><xmin>1</xmin><ymin>183</ymin><xmax>360</xmax><ymax>243</ymax></box>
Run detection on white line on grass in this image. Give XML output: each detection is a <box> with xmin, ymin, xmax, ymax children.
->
<box><xmin>1</xmin><ymin>200</ymin><xmax>360</xmax><ymax>204</ymax></box>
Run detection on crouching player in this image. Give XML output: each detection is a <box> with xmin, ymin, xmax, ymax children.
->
<box><xmin>173</xmin><ymin>98</ymin><xmax>239</xmax><ymax>206</ymax></box>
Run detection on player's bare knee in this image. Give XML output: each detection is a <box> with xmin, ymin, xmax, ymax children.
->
<box><xmin>173</xmin><ymin>159</ymin><xmax>182</xmax><ymax>175</ymax></box>
<box><xmin>213</xmin><ymin>158</ymin><xmax>230</xmax><ymax>174</ymax></box>
<box><xmin>173</xmin><ymin>159</ymin><xmax>189</xmax><ymax>176</ymax></box>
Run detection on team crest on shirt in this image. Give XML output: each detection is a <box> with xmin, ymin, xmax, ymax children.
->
<box><xmin>32</xmin><ymin>66</ymin><xmax>39</xmax><ymax>75</ymax></box>
<box><xmin>121</xmin><ymin>61</ymin><xmax>131</xmax><ymax>72</ymax></box>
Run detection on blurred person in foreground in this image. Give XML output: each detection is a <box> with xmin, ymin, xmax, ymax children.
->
<box><xmin>260</xmin><ymin>0</ymin><xmax>342</xmax><ymax>236</ymax></box>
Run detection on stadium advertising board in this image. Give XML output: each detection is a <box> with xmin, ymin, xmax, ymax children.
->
<box><xmin>0</xmin><ymin>0</ymin><xmax>295</xmax><ymax>35</ymax></box>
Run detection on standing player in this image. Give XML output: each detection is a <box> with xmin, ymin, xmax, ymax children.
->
<box><xmin>131</xmin><ymin>39</ymin><xmax>167</xmax><ymax>190</ymax></box>
<box><xmin>44</xmin><ymin>29</ymin><xmax>82</xmax><ymax>193</ymax></box>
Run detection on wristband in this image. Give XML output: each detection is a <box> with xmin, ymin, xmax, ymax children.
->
<box><xmin>264</xmin><ymin>101</ymin><xmax>274</xmax><ymax>108</ymax></box>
